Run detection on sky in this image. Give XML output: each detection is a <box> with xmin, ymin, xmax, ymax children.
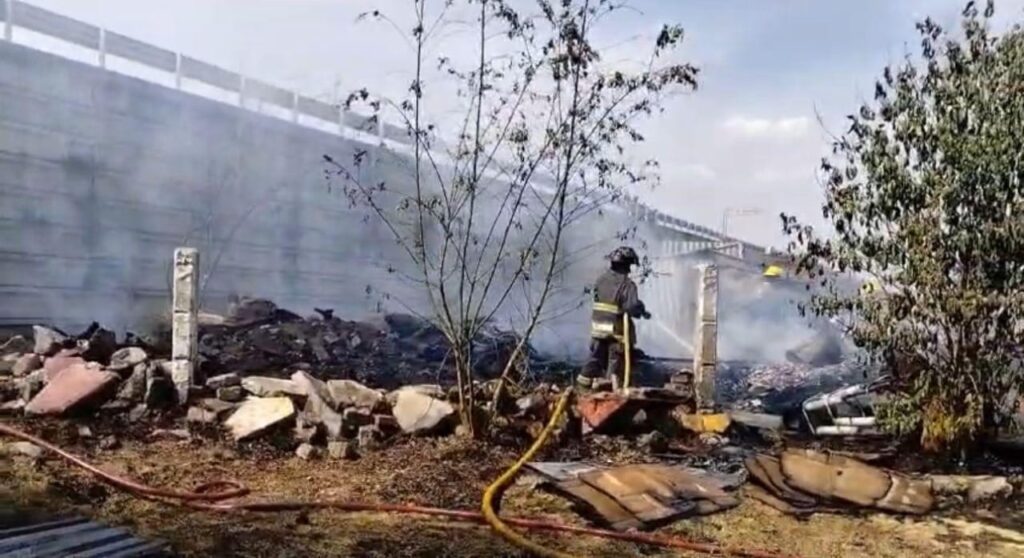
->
<box><xmin>21</xmin><ymin>0</ymin><xmax>1024</xmax><ymax>248</ymax></box>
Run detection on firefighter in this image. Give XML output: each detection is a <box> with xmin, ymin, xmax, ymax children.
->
<box><xmin>578</xmin><ymin>246</ymin><xmax>651</xmax><ymax>390</ymax></box>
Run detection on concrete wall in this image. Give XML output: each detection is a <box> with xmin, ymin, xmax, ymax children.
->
<box><xmin>0</xmin><ymin>39</ymin><xmax>697</xmax><ymax>358</ymax></box>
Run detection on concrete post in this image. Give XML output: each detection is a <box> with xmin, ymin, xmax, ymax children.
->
<box><xmin>174</xmin><ymin>53</ymin><xmax>182</xmax><ymax>89</ymax></box>
<box><xmin>171</xmin><ymin>247</ymin><xmax>199</xmax><ymax>405</ymax></box>
<box><xmin>4</xmin><ymin>0</ymin><xmax>13</xmax><ymax>41</ymax></box>
<box><xmin>98</xmin><ymin>28</ymin><xmax>106</xmax><ymax>68</ymax></box>
<box><xmin>692</xmin><ymin>263</ymin><xmax>718</xmax><ymax>410</ymax></box>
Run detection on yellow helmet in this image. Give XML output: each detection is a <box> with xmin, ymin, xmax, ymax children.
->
<box><xmin>763</xmin><ymin>265</ymin><xmax>784</xmax><ymax>278</ymax></box>
<box><xmin>860</xmin><ymin>278</ymin><xmax>882</xmax><ymax>296</ymax></box>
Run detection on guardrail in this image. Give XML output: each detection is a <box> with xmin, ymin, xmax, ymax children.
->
<box><xmin>0</xmin><ymin>0</ymin><xmax>407</xmax><ymax>144</ymax></box>
<box><xmin>0</xmin><ymin>0</ymin><xmax>766</xmax><ymax>254</ymax></box>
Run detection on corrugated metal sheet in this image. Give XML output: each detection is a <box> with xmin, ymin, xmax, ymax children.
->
<box><xmin>0</xmin><ymin>516</ymin><xmax>169</xmax><ymax>557</ymax></box>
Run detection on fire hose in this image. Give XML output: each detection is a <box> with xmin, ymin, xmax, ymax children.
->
<box><xmin>0</xmin><ymin>419</ymin><xmax>796</xmax><ymax>558</ymax></box>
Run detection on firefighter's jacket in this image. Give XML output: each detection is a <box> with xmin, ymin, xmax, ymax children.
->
<box><xmin>589</xmin><ymin>269</ymin><xmax>645</xmax><ymax>344</ymax></box>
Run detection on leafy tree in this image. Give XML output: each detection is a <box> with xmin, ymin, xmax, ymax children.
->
<box><xmin>784</xmin><ymin>0</ymin><xmax>1024</xmax><ymax>453</ymax></box>
<box><xmin>327</xmin><ymin>0</ymin><xmax>696</xmax><ymax>435</ymax></box>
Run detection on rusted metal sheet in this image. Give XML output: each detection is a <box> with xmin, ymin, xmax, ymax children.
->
<box><xmin>576</xmin><ymin>388</ymin><xmax>691</xmax><ymax>434</ymax></box>
<box><xmin>529</xmin><ymin>462</ymin><xmax>741</xmax><ymax>531</ymax></box>
<box><xmin>0</xmin><ymin>516</ymin><xmax>168</xmax><ymax>556</ymax></box>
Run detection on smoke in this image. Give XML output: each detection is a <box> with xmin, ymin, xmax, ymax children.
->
<box><xmin>1</xmin><ymin>4</ymin><xmax>818</xmax><ymax>368</ymax></box>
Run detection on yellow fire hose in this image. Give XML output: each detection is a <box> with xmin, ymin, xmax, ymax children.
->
<box><xmin>482</xmin><ymin>388</ymin><xmax>576</xmax><ymax>558</ymax></box>
<box><xmin>621</xmin><ymin>314</ymin><xmax>632</xmax><ymax>393</ymax></box>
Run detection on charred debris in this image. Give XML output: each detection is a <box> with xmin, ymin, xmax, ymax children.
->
<box><xmin>1</xmin><ymin>296</ymin><xmax>1022</xmax><ymax>531</ymax></box>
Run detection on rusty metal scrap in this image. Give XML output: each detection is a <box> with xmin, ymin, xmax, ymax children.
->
<box><xmin>527</xmin><ymin>462</ymin><xmax>741</xmax><ymax>531</ymax></box>
<box><xmin>744</xmin><ymin>449</ymin><xmax>934</xmax><ymax>516</ymax></box>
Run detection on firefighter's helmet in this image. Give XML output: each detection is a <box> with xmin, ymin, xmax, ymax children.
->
<box><xmin>609</xmin><ymin>246</ymin><xmax>639</xmax><ymax>266</ymax></box>
<box><xmin>763</xmin><ymin>264</ymin><xmax>784</xmax><ymax>278</ymax></box>
<box><xmin>860</xmin><ymin>278</ymin><xmax>882</xmax><ymax>296</ymax></box>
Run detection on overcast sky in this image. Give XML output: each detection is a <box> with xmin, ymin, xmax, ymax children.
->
<box><xmin>23</xmin><ymin>0</ymin><xmax>1024</xmax><ymax>248</ymax></box>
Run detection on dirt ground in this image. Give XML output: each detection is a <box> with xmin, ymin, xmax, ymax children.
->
<box><xmin>2</xmin><ymin>419</ymin><xmax>1023</xmax><ymax>558</ymax></box>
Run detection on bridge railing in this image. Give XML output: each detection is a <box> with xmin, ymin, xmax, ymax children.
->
<box><xmin>0</xmin><ymin>0</ymin><xmax>409</xmax><ymax>145</ymax></box>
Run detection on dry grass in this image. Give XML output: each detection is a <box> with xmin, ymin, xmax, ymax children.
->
<box><xmin>1</xmin><ymin>421</ymin><xmax>1022</xmax><ymax>558</ymax></box>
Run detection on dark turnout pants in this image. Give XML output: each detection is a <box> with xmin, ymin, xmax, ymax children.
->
<box><xmin>581</xmin><ymin>338</ymin><xmax>626</xmax><ymax>383</ymax></box>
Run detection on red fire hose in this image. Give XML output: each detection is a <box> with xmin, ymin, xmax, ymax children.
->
<box><xmin>0</xmin><ymin>422</ymin><xmax>797</xmax><ymax>558</ymax></box>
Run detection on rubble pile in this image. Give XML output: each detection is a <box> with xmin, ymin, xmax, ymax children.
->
<box><xmin>0</xmin><ymin>314</ymin><xmax>563</xmax><ymax>461</ymax></box>
<box><xmin>197</xmin><ymin>298</ymin><xmax>540</xmax><ymax>388</ymax></box>
<box><xmin>0</xmin><ymin>324</ymin><xmax>180</xmax><ymax>418</ymax></box>
<box><xmin>717</xmin><ymin>358</ymin><xmax>873</xmax><ymax>414</ymax></box>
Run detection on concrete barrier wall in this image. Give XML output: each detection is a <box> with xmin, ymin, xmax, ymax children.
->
<box><xmin>0</xmin><ymin>39</ymin><xmax>698</xmax><ymax>359</ymax></box>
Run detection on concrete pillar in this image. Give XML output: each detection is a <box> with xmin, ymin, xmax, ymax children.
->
<box><xmin>98</xmin><ymin>28</ymin><xmax>106</xmax><ymax>68</ymax></box>
<box><xmin>692</xmin><ymin>263</ymin><xmax>718</xmax><ymax>410</ymax></box>
<box><xmin>174</xmin><ymin>53</ymin><xmax>182</xmax><ymax>89</ymax></box>
<box><xmin>171</xmin><ymin>247</ymin><xmax>199</xmax><ymax>405</ymax></box>
<box><xmin>4</xmin><ymin>0</ymin><xmax>12</xmax><ymax>41</ymax></box>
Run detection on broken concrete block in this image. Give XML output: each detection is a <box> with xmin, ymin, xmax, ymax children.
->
<box><xmin>33</xmin><ymin>326</ymin><xmax>68</xmax><ymax>356</ymax></box>
<box><xmin>108</xmin><ymin>347</ymin><xmax>148</xmax><ymax>372</ymax></box>
<box><xmin>4</xmin><ymin>441</ymin><xmax>44</xmax><ymax>460</ymax></box>
<box><xmin>291</xmin><ymin>371</ymin><xmax>335</xmax><ymax>406</ymax></box>
<box><xmin>77</xmin><ymin>425</ymin><xmax>94</xmax><ymax>439</ymax></box>
<box><xmin>327</xmin><ymin>379</ymin><xmax>385</xmax><ymax>409</ymax></box>
<box><xmin>16</xmin><ymin>370</ymin><xmax>45</xmax><ymax>402</ymax></box>
<box><xmin>291</xmin><ymin>372</ymin><xmax>343</xmax><ymax>439</ymax></box>
<box><xmin>198</xmin><ymin>312</ymin><xmax>227</xmax><ymax>326</ymax></box>
<box><xmin>327</xmin><ymin>440</ymin><xmax>359</xmax><ymax>460</ymax></box>
<box><xmin>25</xmin><ymin>363</ymin><xmax>119</xmax><ymax>415</ymax></box>
<box><xmin>144</xmin><ymin>366</ymin><xmax>176</xmax><ymax>409</ymax></box>
<box><xmin>391</xmin><ymin>390</ymin><xmax>455</xmax><ymax>434</ymax></box>
<box><xmin>100</xmin><ymin>399</ymin><xmax>132</xmax><ymax>413</ymax></box>
<box><xmin>373</xmin><ymin>414</ymin><xmax>400</xmax><ymax>435</ymax></box>
<box><xmin>42</xmin><ymin>354</ymin><xmax>86</xmax><ymax>382</ymax></box>
<box><xmin>241</xmin><ymin>376</ymin><xmax>304</xmax><ymax>398</ymax></box>
<box><xmin>150</xmin><ymin>428</ymin><xmax>190</xmax><ymax>441</ymax></box>
<box><xmin>293</xmin><ymin>415</ymin><xmax>322</xmax><ymax>445</ymax></box>
<box><xmin>79</xmin><ymin>327</ymin><xmax>117</xmax><ymax>362</ymax></box>
<box><xmin>199</xmin><ymin>398</ymin><xmax>238</xmax><ymax>418</ymax></box>
<box><xmin>0</xmin><ymin>335</ymin><xmax>33</xmax><ymax>356</ymax></box>
<box><xmin>217</xmin><ymin>385</ymin><xmax>246</xmax><ymax>402</ymax></box>
<box><xmin>385</xmin><ymin>384</ymin><xmax>445</xmax><ymax>407</ymax></box>
<box><xmin>357</xmin><ymin>424</ymin><xmax>383</xmax><ymax>451</ymax></box>
<box><xmin>0</xmin><ymin>354</ymin><xmax>18</xmax><ymax>375</ymax></box>
<box><xmin>12</xmin><ymin>354</ymin><xmax>42</xmax><ymax>377</ymax></box>
<box><xmin>116</xmin><ymin>363</ymin><xmax>149</xmax><ymax>403</ymax></box>
<box><xmin>0</xmin><ymin>399</ymin><xmax>25</xmax><ymax>415</ymax></box>
<box><xmin>295</xmin><ymin>443</ymin><xmax>322</xmax><ymax>460</ymax></box>
<box><xmin>98</xmin><ymin>435</ymin><xmax>120</xmax><ymax>450</ymax></box>
<box><xmin>224</xmin><ymin>397</ymin><xmax>296</xmax><ymax>441</ymax></box>
<box><xmin>303</xmin><ymin>394</ymin><xmax>343</xmax><ymax>440</ymax></box>
<box><xmin>515</xmin><ymin>393</ymin><xmax>549</xmax><ymax>417</ymax></box>
<box><xmin>342</xmin><ymin>407</ymin><xmax>373</xmax><ymax>430</ymax></box>
<box><xmin>128</xmin><ymin>404</ymin><xmax>148</xmax><ymax>423</ymax></box>
<box><xmin>206</xmin><ymin>373</ymin><xmax>241</xmax><ymax>390</ymax></box>
<box><xmin>187</xmin><ymin>406</ymin><xmax>220</xmax><ymax>424</ymax></box>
